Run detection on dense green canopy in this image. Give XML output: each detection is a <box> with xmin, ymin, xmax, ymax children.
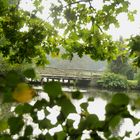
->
<box><xmin>0</xmin><ymin>0</ymin><xmax>140</xmax><ymax>140</ymax></box>
<box><xmin>0</xmin><ymin>0</ymin><xmax>137</xmax><ymax>65</ymax></box>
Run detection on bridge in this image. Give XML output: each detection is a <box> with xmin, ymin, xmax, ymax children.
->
<box><xmin>32</xmin><ymin>67</ymin><xmax>102</xmax><ymax>87</ymax></box>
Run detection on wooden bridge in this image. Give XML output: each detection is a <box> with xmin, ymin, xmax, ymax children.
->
<box><xmin>31</xmin><ymin>67</ymin><xmax>102</xmax><ymax>87</ymax></box>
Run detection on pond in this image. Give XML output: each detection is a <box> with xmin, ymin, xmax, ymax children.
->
<box><xmin>1</xmin><ymin>86</ymin><xmax>140</xmax><ymax>140</ymax></box>
<box><xmin>84</xmin><ymin>88</ymin><xmax>140</xmax><ymax>140</ymax></box>
<box><xmin>33</xmin><ymin>86</ymin><xmax>140</xmax><ymax>140</ymax></box>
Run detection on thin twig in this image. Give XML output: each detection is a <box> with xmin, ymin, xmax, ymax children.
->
<box><xmin>64</xmin><ymin>0</ymin><xmax>86</xmax><ymax>8</ymax></box>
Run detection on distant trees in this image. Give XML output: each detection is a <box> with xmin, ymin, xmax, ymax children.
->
<box><xmin>129</xmin><ymin>35</ymin><xmax>140</xmax><ymax>67</ymax></box>
<box><xmin>108</xmin><ymin>37</ymin><xmax>135</xmax><ymax>80</ymax></box>
<box><xmin>0</xmin><ymin>0</ymin><xmax>140</xmax><ymax>140</ymax></box>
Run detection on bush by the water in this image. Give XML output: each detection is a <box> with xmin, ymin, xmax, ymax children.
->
<box><xmin>127</xmin><ymin>80</ymin><xmax>138</xmax><ymax>90</ymax></box>
<box><xmin>97</xmin><ymin>73</ymin><xmax>128</xmax><ymax>90</ymax></box>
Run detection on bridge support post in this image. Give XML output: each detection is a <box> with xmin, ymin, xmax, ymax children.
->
<box><xmin>68</xmin><ymin>79</ymin><xmax>70</xmax><ymax>85</ymax></box>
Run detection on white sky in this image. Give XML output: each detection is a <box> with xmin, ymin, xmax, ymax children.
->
<box><xmin>20</xmin><ymin>0</ymin><xmax>140</xmax><ymax>40</ymax></box>
<box><xmin>108</xmin><ymin>0</ymin><xmax>140</xmax><ymax>40</ymax></box>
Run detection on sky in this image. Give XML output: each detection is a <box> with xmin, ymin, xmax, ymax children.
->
<box><xmin>108</xmin><ymin>0</ymin><xmax>140</xmax><ymax>40</ymax></box>
<box><xmin>20</xmin><ymin>0</ymin><xmax>140</xmax><ymax>41</ymax></box>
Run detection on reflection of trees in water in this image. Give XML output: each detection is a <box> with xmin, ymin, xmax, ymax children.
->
<box><xmin>88</xmin><ymin>87</ymin><xmax>140</xmax><ymax>101</ymax></box>
<box><xmin>85</xmin><ymin>88</ymin><xmax>140</xmax><ymax>137</ymax></box>
<box><xmin>86</xmin><ymin>88</ymin><xmax>114</xmax><ymax>100</ymax></box>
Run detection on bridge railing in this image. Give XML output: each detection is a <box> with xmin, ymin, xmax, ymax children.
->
<box><xmin>37</xmin><ymin>67</ymin><xmax>103</xmax><ymax>78</ymax></box>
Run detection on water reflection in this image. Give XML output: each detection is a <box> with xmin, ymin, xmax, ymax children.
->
<box><xmin>32</xmin><ymin>86</ymin><xmax>140</xmax><ymax>139</ymax></box>
<box><xmin>87</xmin><ymin>98</ymin><xmax>106</xmax><ymax>120</ymax></box>
<box><xmin>86</xmin><ymin>89</ymin><xmax>140</xmax><ymax>140</ymax></box>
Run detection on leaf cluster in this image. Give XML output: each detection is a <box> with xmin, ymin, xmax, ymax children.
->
<box><xmin>129</xmin><ymin>35</ymin><xmax>140</xmax><ymax>67</ymax></box>
<box><xmin>0</xmin><ymin>77</ymin><xmax>140</xmax><ymax>140</ymax></box>
<box><xmin>0</xmin><ymin>1</ymin><xmax>139</xmax><ymax>139</ymax></box>
<box><xmin>0</xmin><ymin>0</ymin><xmax>137</xmax><ymax>64</ymax></box>
<box><xmin>97</xmin><ymin>73</ymin><xmax>128</xmax><ymax>90</ymax></box>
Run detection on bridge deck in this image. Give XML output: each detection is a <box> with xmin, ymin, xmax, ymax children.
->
<box><xmin>37</xmin><ymin>67</ymin><xmax>102</xmax><ymax>79</ymax></box>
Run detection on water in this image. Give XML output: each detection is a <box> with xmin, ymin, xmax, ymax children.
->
<box><xmin>2</xmin><ymin>86</ymin><xmax>139</xmax><ymax>139</ymax></box>
<box><xmin>83</xmin><ymin>88</ymin><xmax>140</xmax><ymax>140</ymax></box>
<box><xmin>33</xmin><ymin>86</ymin><xmax>140</xmax><ymax>139</ymax></box>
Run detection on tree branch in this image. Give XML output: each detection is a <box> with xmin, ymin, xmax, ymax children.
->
<box><xmin>88</xmin><ymin>0</ymin><xmax>103</xmax><ymax>32</ymax></box>
<box><xmin>64</xmin><ymin>0</ymin><xmax>87</xmax><ymax>8</ymax></box>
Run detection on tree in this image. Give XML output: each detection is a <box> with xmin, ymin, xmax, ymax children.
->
<box><xmin>108</xmin><ymin>37</ymin><xmax>135</xmax><ymax>80</ymax></box>
<box><xmin>0</xmin><ymin>0</ymin><xmax>136</xmax><ymax>64</ymax></box>
<box><xmin>129</xmin><ymin>35</ymin><xmax>140</xmax><ymax>67</ymax></box>
<box><xmin>0</xmin><ymin>0</ymin><xmax>140</xmax><ymax>140</ymax></box>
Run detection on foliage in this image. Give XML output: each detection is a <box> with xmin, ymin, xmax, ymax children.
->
<box><xmin>0</xmin><ymin>0</ymin><xmax>136</xmax><ymax>64</ymax></box>
<box><xmin>0</xmin><ymin>0</ymin><xmax>140</xmax><ymax>140</ymax></box>
<box><xmin>0</xmin><ymin>75</ymin><xmax>140</xmax><ymax>140</ymax></box>
<box><xmin>127</xmin><ymin>80</ymin><xmax>138</xmax><ymax>90</ymax></box>
<box><xmin>108</xmin><ymin>55</ymin><xmax>134</xmax><ymax>79</ymax></box>
<box><xmin>0</xmin><ymin>0</ymin><xmax>57</xmax><ymax>65</ymax></box>
<box><xmin>108</xmin><ymin>38</ymin><xmax>135</xmax><ymax>80</ymax></box>
<box><xmin>129</xmin><ymin>35</ymin><xmax>140</xmax><ymax>67</ymax></box>
<box><xmin>97</xmin><ymin>73</ymin><xmax>128</xmax><ymax>90</ymax></box>
<box><xmin>108</xmin><ymin>55</ymin><xmax>135</xmax><ymax>80</ymax></box>
<box><xmin>0</xmin><ymin>55</ymin><xmax>36</xmax><ymax>76</ymax></box>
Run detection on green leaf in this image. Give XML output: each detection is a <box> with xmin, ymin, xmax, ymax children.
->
<box><xmin>108</xmin><ymin>137</ymin><xmax>121</xmax><ymax>140</ymax></box>
<box><xmin>33</xmin><ymin>0</ymin><xmax>41</xmax><ymax>7</ymax></box>
<box><xmin>134</xmin><ymin>97</ymin><xmax>140</xmax><ymax>109</ymax></box>
<box><xmin>57</xmin><ymin>95</ymin><xmax>76</xmax><ymax>117</ymax></box>
<box><xmin>131</xmin><ymin>117</ymin><xmax>140</xmax><ymax>125</ymax></box>
<box><xmin>57</xmin><ymin>112</ymin><xmax>65</xmax><ymax>123</ymax></box>
<box><xmin>64</xmin><ymin>9</ymin><xmax>76</xmax><ymax>22</ymax></box>
<box><xmin>135</xmin><ymin>137</ymin><xmax>140</xmax><ymax>140</ymax></box>
<box><xmin>109</xmin><ymin>115</ymin><xmax>121</xmax><ymax>130</ymax></box>
<box><xmin>15</xmin><ymin>104</ymin><xmax>32</xmax><ymax>115</ymax></box>
<box><xmin>88</xmin><ymin>97</ymin><xmax>94</xmax><ymax>102</ymax></box>
<box><xmin>71</xmin><ymin>91</ymin><xmax>83</xmax><ymax>99</ymax></box>
<box><xmin>5</xmin><ymin>71</ymin><xmax>21</xmax><ymax>87</ymax></box>
<box><xmin>78</xmin><ymin>118</ymin><xmax>86</xmax><ymax>131</ymax></box>
<box><xmin>3</xmin><ymin>90</ymin><xmax>13</xmax><ymax>103</ymax></box>
<box><xmin>111</xmin><ymin>93</ymin><xmax>129</xmax><ymax>106</ymax></box>
<box><xmin>44</xmin><ymin>81</ymin><xmax>63</xmax><ymax>99</ymax></box>
<box><xmin>66</xmin><ymin>119</ymin><xmax>74</xmax><ymax>127</ymax></box>
<box><xmin>37</xmin><ymin>134</ymin><xmax>54</xmax><ymax>140</ymax></box>
<box><xmin>33</xmin><ymin>99</ymin><xmax>49</xmax><ymax>110</ymax></box>
<box><xmin>8</xmin><ymin>116</ymin><xmax>24</xmax><ymax>135</ymax></box>
<box><xmin>54</xmin><ymin>131</ymin><xmax>67</xmax><ymax>140</ymax></box>
<box><xmin>128</xmin><ymin>13</ymin><xmax>134</xmax><ymax>21</ymax></box>
<box><xmin>85</xmin><ymin>114</ymin><xmax>101</xmax><ymax>129</ymax></box>
<box><xmin>18</xmin><ymin>136</ymin><xmax>30</xmax><ymax>140</ymax></box>
<box><xmin>23</xmin><ymin>68</ymin><xmax>36</xmax><ymax>79</ymax></box>
<box><xmin>105</xmin><ymin>103</ymin><xmax>119</xmax><ymax>116</ymax></box>
<box><xmin>0</xmin><ymin>119</ymin><xmax>8</xmax><ymax>132</ymax></box>
<box><xmin>104</xmin><ymin>130</ymin><xmax>111</xmax><ymax>138</ymax></box>
<box><xmin>125</xmin><ymin>131</ymin><xmax>131</xmax><ymax>137</ymax></box>
<box><xmin>45</xmin><ymin>134</ymin><xmax>54</xmax><ymax>140</ymax></box>
<box><xmin>39</xmin><ymin>119</ymin><xmax>53</xmax><ymax>129</ymax></box>
<box><xmin>24</xmin><ymin>125</ymin><xmax>33</xmax><ymax>136</ymax></box>
<box><xmin>0</xmin><ymin>134</ymin><xmax>12</xmax><ymax>140</ymax></box>
<box><xmin>31</xmin><ymin>111</ymin><xmax>38</xmax><ymax>123</ymax></box>
<box><xmin>80</xmin><ymin>102</ymin><xmax>88</xmax><ymax>111</ymax></box>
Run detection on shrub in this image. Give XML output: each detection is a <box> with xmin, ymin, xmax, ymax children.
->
<box><xmin>127</xmin><ymin>80</ymin><xmax>138</xmax><ymax>90</ymax></box>
<box><xmin>97</xmin><ymin>73</ymin><xmax>128</xmax><ymax>90</ymax></box>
